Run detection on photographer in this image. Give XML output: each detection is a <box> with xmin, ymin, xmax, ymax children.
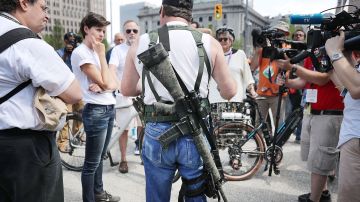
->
<box><xmin>56</xmin><ymin>32</ymin><xmax>77</xmax><ymax>70</ymax></box>
<box><xmin>325</xmin><ymin>31</ymin><xmax>360</xmax><ymax>202</ymax></box>
<box><xmin>250</xmin><ymin>21</ymin><xmax>289</xmax><ymax>130</ymax></box>
<box><xmin>56</xmin><ymin>32</ymin><xmax>83</xmax><ymax>153</ymax></box>
<box><xmin>286</xmin><ymin>28</ymin><xmax>306</xmax><ymax>143</ymax></box>
<box><xmin>276</xmin><ymin>51</ymin><xmax>343</xmax><ymax>202</ymax></box>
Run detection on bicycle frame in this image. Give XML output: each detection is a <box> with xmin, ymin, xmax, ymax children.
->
<box><xmin>238</xmin><ymin>98</ymin><xmax>302</xmax><ymax>162</ymax></box>
<box><xmin>105</xmin><ymin>104</ymin><xmax>139</xmax><ymax>166</ymax></box>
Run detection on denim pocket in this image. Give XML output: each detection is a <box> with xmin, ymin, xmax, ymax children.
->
<box><xmin>143</xmin><ymin>123</ymin><xmax>170</xmax><ymax>165</ymax></box>
<box><xmin>178</xmin><ymin>137</ymin><xmax>203</xmax><ymax>169</ymax></box>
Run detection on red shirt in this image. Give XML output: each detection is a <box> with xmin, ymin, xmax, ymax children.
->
<box><xmin>303</xmin><ymin>58</ymin><xmax>344</xmax><ymax>110</ymax></box>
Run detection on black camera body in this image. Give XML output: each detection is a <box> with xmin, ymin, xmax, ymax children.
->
<box><xmin>291</xmin><ymin>9</ymin><xmax>360</xmax><ymax>72</ymax></box>
<box><xmin>252</xmin><ymin>28</ymin><xmax>307</xmax><ymax>60</ymax></box>
<box><xmin>64</xmin><ymin>33</ymin><xmax>82</xmax><ymax>54</ymax></box>
<box><xmin>252</xmin><ymin>28</ymin><xmax>285</xmax><ymax>48</ymax></box>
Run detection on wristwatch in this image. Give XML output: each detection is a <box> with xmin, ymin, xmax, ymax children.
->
<box><xmin>330</xmin><ymin>52</ymin><xmax>344</xmax><ymax>63</ymax></box>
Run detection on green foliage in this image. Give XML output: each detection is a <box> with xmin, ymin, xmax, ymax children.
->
<box><xmin>233</xmin><ymin>35</ymin><xmax>243</xmax><ymax>50</ymax></box>
<box><xmin>102</xmin><ymin>38</ymin><xmax>109</xmax><ymax>51</ymax></box>
<box><xmin>43</xmin><ymin>19</ymin><xmax>64</xmax><ymax>50</ymax></box>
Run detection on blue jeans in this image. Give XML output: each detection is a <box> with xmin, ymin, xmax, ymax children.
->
<box><xmin>142</xmin><ymin>122</ymin><xmax>207</xmax><ymax>202</ymax></box>
<box><xmin>81</xmin><ymin>104</ymin><xmax>115</xmax><ymax>202</ymax></box>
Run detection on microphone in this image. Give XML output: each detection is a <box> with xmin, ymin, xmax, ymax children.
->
<box><xmin>290</xmin><ymin>14</ymin><xmax>324</xmax><ymax>24</ymax></box>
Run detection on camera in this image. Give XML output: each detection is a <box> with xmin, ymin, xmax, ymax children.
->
<box><xmin>290</xmin><ymin>7</ymin><xmax>360</xmax><ymax>72</ymax></box>
<box><xmin>64</xmin><ymin>32</ymin><xmax>81</xmax><ymax>53</ymax></box>
<box><xmin>251</xmin><ymin>28</ymin><xmax>307</xmax><ymax>60</ymax></box>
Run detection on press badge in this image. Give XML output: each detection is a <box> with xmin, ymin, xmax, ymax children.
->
<box><xmin>305</xmin><ymin>89</ymin><xmax>318</xmax><ymax>103</ymax></box>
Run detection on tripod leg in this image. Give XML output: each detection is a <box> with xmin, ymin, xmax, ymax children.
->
<box><xmin>107</xmin><ymin>151</ymin><xmax>119</xmax><ymax>167</ymax></box>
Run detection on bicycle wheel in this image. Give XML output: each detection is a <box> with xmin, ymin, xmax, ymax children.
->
<box><xmin>57</xmin><ymin>114</ymin><xmax>86</xmax><ymax>171</ymax></box>
<box><xmin>214</xmin><ymin>122</ymin><xmax>265</xmax><ymax>181</ymax></box>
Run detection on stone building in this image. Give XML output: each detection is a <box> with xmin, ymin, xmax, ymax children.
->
<box><xmin>43</xmin><ymin>0</ymin><xmax>106</xmax><ymax>35</ymax></box>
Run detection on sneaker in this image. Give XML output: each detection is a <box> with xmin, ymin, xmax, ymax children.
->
<box><xmin>294</xmin><ymin>139</ymin><xmax>301</xmax><ymax>144</ymax></box>
<box><xmin>298</xmin><ymin>190</ymin><xmax>331</xmax><ymax>202</ymax></box>
<box><xmin>95</xmin><ymin>191</ymin><xmax>120</xmax><ymax>202</ymax></box>
<box><xmin>134</xmin><ymin>145</ymin><xmax>140</xmax><ymax>155</ymax></box>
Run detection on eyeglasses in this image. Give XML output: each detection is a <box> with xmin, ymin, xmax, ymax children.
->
<box><xmin>126</xmin><ymin>29</ymin><xmax>138</xmax><ymax>34</ymax></box>
<box><xmin>218</xmin><ymin>38</ymin><xmax>229</xmax><ymax>42</ymax></box>
<box><xmin>40</xmin><ymin>4</ymin><xmax>49</xmax><ymax>13</ymax></box>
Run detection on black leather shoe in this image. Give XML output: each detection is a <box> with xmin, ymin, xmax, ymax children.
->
<box><xmin>95</xmin><ymin>191</ymin><xmax>120</xmax><ymax>202</ymax></box>
<box><xmin>298</xmin><ymin>190</ymin><xmax>331</xmax><ymax>202</ymax></box>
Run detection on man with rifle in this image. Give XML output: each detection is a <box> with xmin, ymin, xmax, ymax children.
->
<box><xmin>121</xmin><ymin>0</ymin><xmax>236</xmax><ymax>201</ymax></box>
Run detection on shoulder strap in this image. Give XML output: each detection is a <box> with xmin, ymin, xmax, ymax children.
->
<box><xmin>167</xmin><ymin>26</ymin><xmax>211</xmax><ymax>92</ymax></box>
<box><xmin>0</xmin><ymin>28</ymin><xmax>38</xmax><ymax>105</ymax></box>
<box><xmin>0</xmin><ymin>28</ymin><xmax>38</xmax><ymax>53</ymax></box>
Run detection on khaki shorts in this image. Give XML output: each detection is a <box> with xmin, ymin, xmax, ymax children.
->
<box><xmin>300</xmin><ymin>114</ymin><xmax>342</xmax><ymax>175</ymax></box>
<box><xmin>338</xmin><ymin>138</ymin><xmax>360</xmax><ymax>202</ymax></box>
<box><xmin>115</xmin><ymin>106</ymin><xmax>142</xmax><ymax>131</ymax></box>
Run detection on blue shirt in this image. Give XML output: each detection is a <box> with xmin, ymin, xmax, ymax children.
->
<box><xmin>56</xmin><ymin>48</ymin><xmax>72</xmax><ymax>71</ymax></box>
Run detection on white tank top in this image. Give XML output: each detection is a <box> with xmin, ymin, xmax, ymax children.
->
<box><xmin>135</xmin><ymin>21</ymin><xmax>213</xmax><ymax>105</ymax></box>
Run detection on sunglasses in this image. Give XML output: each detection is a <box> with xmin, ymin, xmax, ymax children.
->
<box><xmin>218</xmin><ymin>38</ymin><xmax>229</xmax><ymax>42</ymax></box>
<box><xmin>126</xmin><ymin>29</ymin><xmax>138</xmax><ymax>34</ymax></box>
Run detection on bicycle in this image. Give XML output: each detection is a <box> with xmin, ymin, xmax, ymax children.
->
<box><xmin>56</xmin><ymin>104</ymin><xmax>140</xmax><ymax>171</ymax></box>
<box><xmin>212</xmin><ymin>97</ymin><xmax>303</xmax><ymax>181</ymax></box>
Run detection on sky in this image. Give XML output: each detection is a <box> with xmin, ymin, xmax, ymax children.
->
<box><xmin>118</xmin><ymin>0</ymin><xmax>339</xmax><ymax>17</ymax></box>
<box><xmin>107</xmin><ymin>0</ymin><xmax>339</xmax><ymax>43</ymax></box>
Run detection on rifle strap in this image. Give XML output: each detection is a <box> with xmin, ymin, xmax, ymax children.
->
<box><xmin>143</xmin><ymin>25</ymin><xmax>211</xmax><ymax>101</ymax></box>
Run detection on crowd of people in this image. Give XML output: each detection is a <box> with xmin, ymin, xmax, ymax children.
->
<box><xmin>0</xmin><ymin>0</ymin><xmax>359</xmax><ymax>202</ymax></box>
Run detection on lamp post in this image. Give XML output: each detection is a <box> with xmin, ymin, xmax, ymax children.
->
<box><xmin>244</xmin><ymin>0</ymin><xmax>249</xmax><ymax>55</ymax></box>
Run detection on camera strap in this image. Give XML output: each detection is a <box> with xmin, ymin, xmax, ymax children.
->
<box><xmin>0</xmin><ymin>28</ymin><xmax>38</xmax><ymax>105</ymax></box>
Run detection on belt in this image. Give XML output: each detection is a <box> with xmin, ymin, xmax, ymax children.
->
<box><xmin>310</xmin><ymin>110</ymin><xmax>343</xmax><ymax>116</ymax></box>
<box><xmin>144</xmin><ymin>105</ymin><xmax>179</xmax><ymax>122</ymax></box>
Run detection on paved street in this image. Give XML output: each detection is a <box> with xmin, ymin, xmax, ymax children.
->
<box><xmin>63</xmin><ymin>135</ymin><xmax>338</xmax><ymax>202</ymax></box>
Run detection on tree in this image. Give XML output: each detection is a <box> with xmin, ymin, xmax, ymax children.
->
<box><xmin>43</xmin><ymin>19</ymin><xmax>64</xmax><ymax>50</ymax></box>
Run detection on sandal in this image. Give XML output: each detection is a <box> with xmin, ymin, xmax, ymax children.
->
<box><xmin>118</xmin><ymin>161</ymin><xmax>128</xmax><ymax>173</ymax></box>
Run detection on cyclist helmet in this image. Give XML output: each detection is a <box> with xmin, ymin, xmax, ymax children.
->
<box><xmin>216</xmin><ymin>27</ymin><xmax>235</xmax><ymax>41</ymax></box>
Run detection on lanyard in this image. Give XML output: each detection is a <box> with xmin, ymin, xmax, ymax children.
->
<box><xmin>224</xmin><ymin>49</ymin><xmax>232</xmax><ymax>65</ymax></box>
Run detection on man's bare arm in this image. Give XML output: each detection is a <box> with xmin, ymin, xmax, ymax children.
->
<box><xmin>326</xmin><ymin>31</ymin><xmax>360</xmax><ymax>99</ymax></box>
<box><xmin>121</xmin><ymin>42</ymin><xmax>141</xmax><ymax>96</ymax></box>
<box><xmin>58</xmin><ymin>79</ymin><xmax>82</xmax><ymax>104</ymax></box>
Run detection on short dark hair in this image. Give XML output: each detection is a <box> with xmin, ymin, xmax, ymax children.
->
<box><xmin>191</xmin><ymin>21</ymin><xmax>200</xmax><ymax>28</ymax></box>
<box><xmin>162</xmin><ymin>4</ymin><xmax>192</xmax><ymax>22</ymax></box>
<box><xmin>80</xmin><ymin>12</ymin><xmax>110</xmax><ymax>38</ymax></box>
<box><xmin>0</xmin><ymin>0</ymin><xmax>37</xmax><ymax>13</ymax></box>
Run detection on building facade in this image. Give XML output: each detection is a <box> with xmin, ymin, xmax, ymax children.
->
<box><xmin>137</xmin><ymin>0</ymin><xmax>268</xmax><ymax>38</ymax></box>
<box><xmin>137</xmin><ymin>0</ymin><xmax>267</xmax><ymax>54</ymax></box>
<box><xmin>44</xmin><ymin>0</ymin><xmax>106</xmax><ymax>35</ymax></box>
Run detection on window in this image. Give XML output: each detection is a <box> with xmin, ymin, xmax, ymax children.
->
<box><xmin>199</xmin><ymin>17</ymin><xmax>203</xmax><ymax>22</ymax></box>
<box><xmin>224</xmin><ymin>14</ymin><xmax>227</xmax><ymax>19</ymax></box>
<box><xmin>208</xmin><ymin>16</ymin><xmax>212</xmax><ymax>22</ymax></box>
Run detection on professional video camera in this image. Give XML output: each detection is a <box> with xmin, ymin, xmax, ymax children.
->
<box><xmin>251</xmin><ymin>27</ymin><xmax>307</xmax><ymax>60</ymax></box>
<box><xmin>290</xmin><ymin>6</ymin><xmax>360</xmax><ymax>72</ymax></box>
